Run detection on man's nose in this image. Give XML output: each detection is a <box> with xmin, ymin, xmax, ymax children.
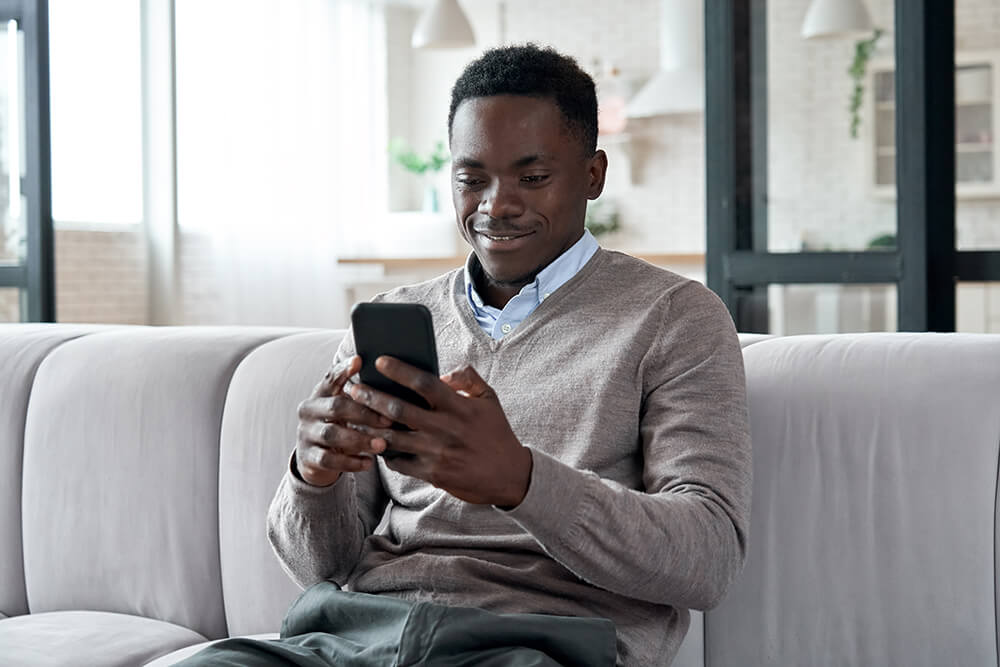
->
<box><xmin>478</xmin><ymin>179</ymin><xmax>525</xmax><ymax>219</ymax></box>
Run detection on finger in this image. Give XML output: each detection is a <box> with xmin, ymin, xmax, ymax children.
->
<box><xmin>374</xmin><ymin>356</ymin><xmax>453</xmax><ymax>409</ymax></box>
<box><xmin>347</xmin><ymin>381</ymin><xmax>432</xmax><ymax>431</ymax></box>
<box><xmin>300</xmin><ymin>420</ymin><xmax>381</xmax><ymax>456</ymax></box>
<box><xmin>298</xmin><ymin>443</ymin><xmax>374</xmax><ymax>476</ymax></box>
<box><xmin>311</xmin><ymin>356</ymin><xmax>361</xmax><ymax>398</ymax></box>
<box><xmin>298</xmin><ymin>394</ymin><xmax>392</xmax><ymax>428</ymax></box>
<box><xmin>440</xmin><ymin>365</ymin><xmax>495</xmax><ymax>399</ymax></box>
<box><xmin>354</xmin><ymin>426</ymin><xmax>422</xmax><ymax>457</ymax></box>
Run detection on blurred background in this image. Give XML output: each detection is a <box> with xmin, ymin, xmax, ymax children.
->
<box><xmin>0</xmin><ymin>0</ymin><xmax>996</xmax><ymax>333</ymax></box>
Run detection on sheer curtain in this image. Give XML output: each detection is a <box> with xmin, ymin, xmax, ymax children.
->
<box><xmin>175</xmin><ymin>0</ymin><xmax>387</xmax><ymax>327</ymax></box>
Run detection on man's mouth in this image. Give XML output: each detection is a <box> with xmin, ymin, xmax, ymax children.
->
<box><xmin>474</xmin><ymin>229</ymin><xmax>536</xmax><ymax>250</ymax></box>
<box><xmin>483</xmin><ymin>233</ymin><xmax>527</xmax><ymax>241</ymax></box>
<box><xmin>476</xmin><ymin>229</ymin><xmax>535</xmax><ymax>250</ymax></box>
<box><xmin>475</xmin><ymin>228</ymin><xmax>533</xmax><ymax>239</ymax></box>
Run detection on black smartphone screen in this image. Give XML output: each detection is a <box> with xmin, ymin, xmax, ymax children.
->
<box><xmin>349</xmin><ymin>301</ymin><xmax>439</xmax><ymax>414</ymax></box>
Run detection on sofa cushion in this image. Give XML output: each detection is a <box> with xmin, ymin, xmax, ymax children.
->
<box><xmin>218</xmin><ymin>330</ymin><xmax>347</xmax><ymax>636</ymax></box>
<box><xmin>0</xmin><ymin>610</ymin><xmax>207</xmax><ymax>666</ymax></box>
<box><xmin>0</xmin><ymin>324</ymin><xmax>121</xmax><ymax>619</ymax></box>
<box><xmin>20</xmin><ymin>327</ymin><xmax>298</xmax><ymax>640</ymax></box>
<box><xmin>143</xmin><ymin>633</ymin><xmax>279</xmax><ymax>666</ymax></box>
<box><xmin>708</xmin><ymin>333</ymin><xmax>1000</xmax><ymax>666</ymax></box>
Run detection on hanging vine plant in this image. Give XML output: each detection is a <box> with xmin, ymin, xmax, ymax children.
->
<box><xmin>848</xmin><ymin>28</ymin><xmax>884</xmax><ymax>139</ymax></box>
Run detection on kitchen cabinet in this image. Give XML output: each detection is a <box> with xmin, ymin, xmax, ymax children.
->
<box><xmin>868</xmin><ymin>50</ymin><xmax>999</xmax><ymax>199</ymax></box>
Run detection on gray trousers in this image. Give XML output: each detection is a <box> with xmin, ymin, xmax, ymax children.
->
<box><xmin>173</xmin><ymin>581</ymin><xmax>617</xmax><ymax>666</ymax></box>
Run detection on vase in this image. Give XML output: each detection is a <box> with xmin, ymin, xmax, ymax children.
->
<box><xmin>422</xmin><ymin>183</ymin><xmax>440</xmax><ymax>213</ymax></box>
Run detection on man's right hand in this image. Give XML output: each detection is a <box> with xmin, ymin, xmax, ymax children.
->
<box><xmin>294</xmin><ymin>355</ymin><xmax>391</xmax><ymax>487</ymax></box>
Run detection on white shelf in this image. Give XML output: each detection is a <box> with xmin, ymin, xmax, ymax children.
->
<box><xmin>867</xmin><ymin>50</ymin><xmax>1000</xmax><ymax>200</ymax></box>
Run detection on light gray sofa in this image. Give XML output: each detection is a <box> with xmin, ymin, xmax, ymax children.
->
<box><xmin>0</xmin><ymin>324</ymin><xmax>998</xmax><ymax>666</ymax></box>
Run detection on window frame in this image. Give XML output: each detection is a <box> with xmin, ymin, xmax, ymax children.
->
<box><xmin>0</xmin><ymin>0</ymin><xmax>51</xmax><ymax>322</ymax></box>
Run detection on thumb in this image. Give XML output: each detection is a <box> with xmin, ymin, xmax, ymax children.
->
<box><xmin>312</xmin><ymin>356</ymin><xmax>361</xmax><ymax>398</ymax></box>
<box><xmin>441</xmin><ymin>365</ymin><xmax>495</xmax><ymax>399</ymax></box>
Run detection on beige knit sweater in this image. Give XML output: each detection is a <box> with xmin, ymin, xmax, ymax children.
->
<box><xmin>268</xmin><ymin>249</ymin><xmax>752</xmax><ymax>666</ymax></box>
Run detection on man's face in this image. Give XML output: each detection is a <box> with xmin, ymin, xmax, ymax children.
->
<box><xmin>450</xmin><ymin>95</ymin><xmax>606</xmax><ymax>287</ymax></box>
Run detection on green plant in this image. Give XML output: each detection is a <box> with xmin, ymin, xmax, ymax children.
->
<box><xmin>848</xmin><ymin>28</ymin><xmax>884</xmax><ymax>139</ymax></box>
<box><xmin>866</xmin><ymin>232</ymin><xmax>896</xmax><ymax>250</ymax></box>
<box><xmin>584</xmin><ymin>199</ymin><xmax>620</xmax><ymax>238</ymax></box>
<box><xmin>389</xmin><ymin>138</ymin><xmax>450</xmax><ymax>175</ymax></box>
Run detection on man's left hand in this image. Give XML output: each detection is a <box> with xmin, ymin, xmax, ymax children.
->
<box><xmin>347</xmin><ymin>357</ymin><xmax>532</xmax><ymax>508</ymax></box>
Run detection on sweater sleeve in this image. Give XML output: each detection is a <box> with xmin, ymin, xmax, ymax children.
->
<box><xmin>266</xmin><ymin>332</ymin><xmax>390</xmax><ymax>589</ymax></box>
<box><xmin>499</xmin><ymin>281</ymin><xmax>752</xmax><ymax>611</ymax></box>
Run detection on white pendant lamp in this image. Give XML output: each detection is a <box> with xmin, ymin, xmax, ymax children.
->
<box><xmin>626</xmin><ymin>0</ymin><xmax>704</xmax><ymax>118</ymax></box>
<box><xmin>412</xmin><ymin>0</ymin><xmax>475</xmax><ymax>49</ymax></box>
<box><xmin>801</xmin><ymin>0</ymin><xmax>874</xmax><ymax>39</ymax></box>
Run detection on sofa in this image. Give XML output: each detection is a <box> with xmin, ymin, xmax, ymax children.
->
<box><xmin>0</xmin><ymin>323</ymin><xmax>998</xmax><ymax>666</ymax></box>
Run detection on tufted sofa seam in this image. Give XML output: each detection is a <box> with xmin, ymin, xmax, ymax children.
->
<box><xmin>11</xmin><ymin>326</ymin><xmax>133</xmax><ymax>618</ymax></box>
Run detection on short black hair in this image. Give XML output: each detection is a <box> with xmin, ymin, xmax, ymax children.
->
<box><xmin>448</xmin><ymin>44</ymin><xmax>598</xmax><ymax>156</ymax></box>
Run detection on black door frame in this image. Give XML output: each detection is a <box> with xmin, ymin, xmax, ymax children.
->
<box><xmin>0</xmin><ymin>0</ymin><xmax>51</xmax><ymax>322</ymax></box>
<box><xmin>705</xmin><ymin>0</ymin><xmax>989</xmax><ymax>333</ymax></box>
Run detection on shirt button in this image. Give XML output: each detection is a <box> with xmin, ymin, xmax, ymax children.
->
<box><xmin>542</xmin><ymin>292</ymin><xmax>551</xmax><ymax>300</ymax></box>
<box><xmin>501</xmin><ymin>323</ymin><xmax>512</xmax><ymax>334</ymax></box>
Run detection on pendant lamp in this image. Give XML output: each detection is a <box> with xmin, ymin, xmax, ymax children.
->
<box><xmin>801</xmin><ymin>0</ymin><xmax>874</xmax><ymax>39</ymax></box>
<box><xmin>412</xmin><ymin>0</ymin><xmax>475</xmax><ymax>49</ymax></box>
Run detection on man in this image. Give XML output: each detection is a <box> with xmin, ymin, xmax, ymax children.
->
<box><xmin>183</xmin><ymin>44</ymin><xmax>750</xmax><ymax>666</ymax></box>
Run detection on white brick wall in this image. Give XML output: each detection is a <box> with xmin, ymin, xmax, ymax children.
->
<box><xmin>176</xmin><ymin>231</ymin><xmax>220</xmax><ymax>325</ymax></box>
<box><xmin>0</xmin><ymin>287</ymin><xmax>19</xmax><ymax>322</ymax></box>
<box><xmin>393</xmin><ymin>0</ymin><xmax>998</xmax><ymax>255</ymax></box>
<box><xmin>55</xmin><ymin>228</ymin><xmax>147</xmax><ymax>324</ymax></box>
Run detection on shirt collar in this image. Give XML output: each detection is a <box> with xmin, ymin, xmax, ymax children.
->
<box><xmin>464</xmin><ymin>229</ymin><xmax>600</xmax><ymax>312</ymax></box>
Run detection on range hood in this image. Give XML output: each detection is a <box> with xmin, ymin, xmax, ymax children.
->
<box><xmin>626</xmin><ymin>0</ymin><xmax>704</xmax><ymax>118</ymax></box>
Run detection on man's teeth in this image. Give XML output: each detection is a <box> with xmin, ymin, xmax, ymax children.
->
<box><xmin>486</xmin><ymin>234</ymin><xmax>519</xmax><ymax>241</ymax></box>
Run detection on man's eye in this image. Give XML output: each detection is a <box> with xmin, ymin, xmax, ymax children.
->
<box><xmin>456</xmin><ymin>177</ymin><xmax>483</xmax><ymax>187</ymax></box>
<box><xmin>521</xmin><ymin>174</ymin><xmax>549</xmax><ymax>184</ymax></box>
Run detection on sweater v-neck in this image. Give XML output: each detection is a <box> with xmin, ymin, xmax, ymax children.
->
<box><xmin>448</xmin><ymin>249</ymin><xmax>610</xmax><ymax>352</ymax></box>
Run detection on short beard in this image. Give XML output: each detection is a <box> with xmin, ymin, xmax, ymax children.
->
<box><xmin>471</xmin><ymin>255</ymin><xmax>543</xmax><ymax>294</ymax></box>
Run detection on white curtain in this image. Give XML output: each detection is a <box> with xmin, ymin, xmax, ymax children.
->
<box><xmin>175</xmin><ymin>0</ymin><xmax>387</xmax><ymax>327</ymax></box>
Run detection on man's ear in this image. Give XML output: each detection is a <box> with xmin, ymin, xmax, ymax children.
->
<box><xmin>586</xmin><ymin>149</ymin><xmax>609</xmax><ymax>200</ymax></box>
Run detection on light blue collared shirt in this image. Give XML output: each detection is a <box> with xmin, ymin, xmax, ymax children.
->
<box><xmin>464</xmin><ymin>229</ymin><xmax>600</xmax><ymax>340</ymax></box>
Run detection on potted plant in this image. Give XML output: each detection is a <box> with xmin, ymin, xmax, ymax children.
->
<box><xmin>389</xmin><ymin>138</ymin><xmax>450</xmax><ymax>212</ymax></box>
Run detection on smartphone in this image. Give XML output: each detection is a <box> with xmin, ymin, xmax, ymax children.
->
<box><xmin>349</xmin><ymin>302</ymin><xmax>439</xmax><ymax>458</ymax></box>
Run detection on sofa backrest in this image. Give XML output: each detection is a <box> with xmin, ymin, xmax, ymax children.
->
<box><xmin>217</xmin><ymin>330</ymin><xmax>347</xmax><ymax>636</ymax></box>
<box><xmin>706</xmin><ymin>333</ymin><xmax>1000</xmax><ymax>666</ymax></box>
<box><xmin>0</xmin><ymin>324</ymin><xmax>121</xmax><ymax>619</ymax></box>
<box><xmin>19</xmin><ymin>327</ymin><xmax>296</xmax><ymax>640</ymax></box>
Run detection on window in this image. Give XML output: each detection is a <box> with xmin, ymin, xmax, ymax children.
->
<box><xmin>49</xmin><ymin>0</ymin><xmax>142</xmax><ymax>226</ymax></box>
<box><xmin>174</xmin><ymin>0</ymin><xmax>388</xmax><ymax>236</ymax></box>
